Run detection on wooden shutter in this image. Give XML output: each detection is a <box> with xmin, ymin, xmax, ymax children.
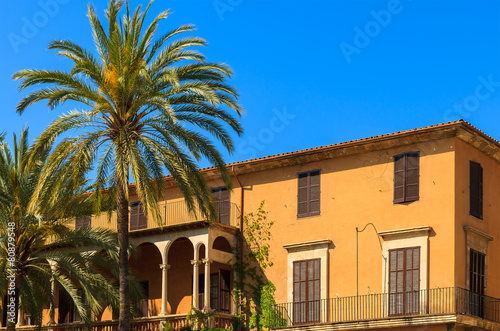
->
<box><xmin>389</xmin><ymin>247</ymin><xmax>420</xmax><ymax>316</ymax></box>
<box><xmin>469</xmin><ymin>249</ymin><xmax>486</xmax><ymax>317</ymax></box>
<box><xmin>293</xmin><ymin>259</ymin><xmax>320</xmax><ymax>324</ymax></box>
<box><xmin>394</xmin><ymin>152</ymin><xmax>419</xmax><ymax>203</ymax></box>
<box><xmin>394</xmin><ymin>155</ymin><xmax>405</xmax><ymax>203</ymax></box>
<box><xmin>130</xmin><ymin>202</ymin><xmax>147</xmax><ymax>230</ymax></box>
<box><xmin>75</xmin><ymin>215</ymin><xmax>91</xmax><ymax>229</ymax></box>
<box><xmin>405</xmin><ymin>153</ymin><xmax>419</xmax><ymax>201</ymax></box>
<box><xmin>219</xmin><ymin>270</ymin><xmax>231</xmax><ymax>313</ymax></box>
<box><xmin>309</xmin><ymin>171</ymin><xmax>320</xmax><ymax>214</ymax></box>
<box><xmin>297</xmin><ymin>170</ymin><xmax>321</xmax><ymax>217</ymax></box>
<box><xmin>470</xmin><ymin>161</ymin><xmax>483</xmax><ymax>219</ymax></box>
<box><xmin>212</xmin><ymin>187</ymin><xmax>230</xmax><ymax>225</ymax></box>
<box><xmin>298</xmin><ymin>173</ymin><xmax>309</xmax><ymax>216</ymax></box>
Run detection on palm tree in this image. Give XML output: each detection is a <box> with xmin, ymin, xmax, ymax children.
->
<box><xmin>13</xmin><ymin>1</ymin><xmax>243</xmax><ymax>330</ymax></box>
<box><xmin>0</xmin><ymin>128</ymin><xmax>122</xmax><ymax>331</ymax></box>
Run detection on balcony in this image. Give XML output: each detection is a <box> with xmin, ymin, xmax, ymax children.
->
<box><xmin>76</xmin><ymin>200</ymin><xmax>240</xmax><ymax>232</ymax></box>
<box><xmin>4</xmin><ymin>314</ymin><xmax>234</xmax><ymax>331</ymax></box>
<box><xmin>269</xmin><ymin>287</ymin><xmax>500</xmax><ymax>330</ymax></box>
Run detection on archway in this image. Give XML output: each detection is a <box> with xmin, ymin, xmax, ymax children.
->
<box><xmin>129</xmin><ymin>242</ymin><xmax>162</xmax><ymax>317</ymax></box>
<box><xmin>167</xmin><ymin>237</ymin><xmax>194</xmax><ymax>314</ymax></box>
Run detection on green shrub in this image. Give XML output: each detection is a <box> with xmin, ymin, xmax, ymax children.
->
<box><xmin>164</xmin><ymin>322</ymin><xmax>174</xmax><ymax>331</ymax></box>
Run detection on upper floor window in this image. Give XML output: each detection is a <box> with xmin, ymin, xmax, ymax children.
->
<box><xmin>211</xmin><ymin>187</ymin><xmax>230</xmax><ymax>225</ymax></box>
<box><xmin>394</xmin><ymin>152</ymin><xmax>419</xmax><ymax>203</ymax></box>
<box><xmin>75</xmin><ymin>215</ymin><xmax>91</xmax><ymax>229</ymax></box>
<box><xmin>130</xmin><ymin>202</ymin><xmax>147</xmax><ymax>231</ymax></box>
<box><xmin>297</xmin><ymin>170</ymin><xmax>320</xmax><ymax>218</ymax></box>
<box><xmin>470</xmin><ymin>161</ymin><xmax>483</xmax><ymax>219</ymax></box>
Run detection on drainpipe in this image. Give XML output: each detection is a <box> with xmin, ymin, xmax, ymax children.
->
<box><xmin>232</xmin><ymin>165</ymin><xmax>244</xmax><ymax>330</ymax></box>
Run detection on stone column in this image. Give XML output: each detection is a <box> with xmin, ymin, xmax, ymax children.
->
<box><xmin>159</xmin><ymin>264</ymin><xmax>170</xmax><ymax>316</ymax></box>
<box><xmin>191</xmin><ymin>260</ymin><xmax>201</xmax><ymax>308</ymax></box>
<box><xmin>16</xmin><ymin>307</ymin><xmax>22</xmax><ymax>326</ymax></box>
<box><xmin>202</xmin><ymin>258</ymin><xmax>212</xmax><ymax>311</ymax></box>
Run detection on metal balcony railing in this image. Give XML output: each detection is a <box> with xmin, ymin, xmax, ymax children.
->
<box><xmin>72</xmin><ymin>200</ymin><xmax>240</xmax><ymax>232</ymax></box>
<box><xmin>269</xmin><ymin>287</ymin><xmax>500</xmax><ymax>328</ymax></box>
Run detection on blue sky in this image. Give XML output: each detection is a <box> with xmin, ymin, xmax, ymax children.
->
<box><xmin>1</xmin><ymin>0</ymin><xmax>499</xmax><ymax>167</ymax></box>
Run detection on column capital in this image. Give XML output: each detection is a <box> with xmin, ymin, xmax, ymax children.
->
<box><xmin>202</xmin><ymin>258</ymin><xmax>212</xmax><ymax>264</ymax></box>
<box><xmin>159</xmin><ymin>264</ymin><xmax>170</xmax><ymax>270</ymax></box>
<box><xmin>191</xmin><ymin>259</ymin><xmax>201</xmax><ymax>266</ymax></box>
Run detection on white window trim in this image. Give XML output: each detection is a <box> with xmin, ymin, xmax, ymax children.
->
<box><xmin>283</xmin><ymin>239</ymin><xmax>333</xmax><ymax>303</ymax></box>
<box><xmin>379</xmin><ymin>226</ymin><xmax>431</xmax><ymax>294</ymax></box>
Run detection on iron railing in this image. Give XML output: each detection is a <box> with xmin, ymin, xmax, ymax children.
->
<box><xmin>75</xmin><ymin>200</ymin><xmax>240</xmax><ymax>231</ymax></box>
<box><xmin>269</xmin><ymin>287</ymin><xmax>500</xmax><ymax>328</ymax></box>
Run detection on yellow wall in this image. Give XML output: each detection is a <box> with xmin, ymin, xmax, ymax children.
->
<box><xmin>234</xmin><ymin>138</ymin><xmax>457</xmax><ymax>304</ymax></box>
<box><xmin>454</xmin><ymin>138</ymin><xmax>500</xmax><ymax>298</ymax></box>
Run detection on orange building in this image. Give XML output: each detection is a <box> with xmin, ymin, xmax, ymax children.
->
<box><xmin>4</xmin><ymin>120</ymin><xmax>500</xmax><ymax>331</ymax></box>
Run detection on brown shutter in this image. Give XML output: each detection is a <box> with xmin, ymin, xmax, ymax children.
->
<box><xmin>309</xmin><ymin>171</ymin><xmax>320</xmax><ymax>215</ymax></box>
<box><xmin>130</xmin><ymin>202</ymin><xmax>147</xmax><ymax>230</ymax></box>
<box><xmin>394</xmin><ymin>153</ymin><xmax>419</xmax><ymax>203</ymax></box>
<box><xmin>138</xmin><ymin>203</ymin><xmax>147</xmax><ymax>229</ymax></box>
<box><xmin>130</xmin><ymin>203</ymin><xmax>139</xmax><ymax>230</ymax></box>
<box><xmin>297</xmin><ymin>170</ymin><xmax>321</xmax><ymax>217</ymax></box>
<box><xmin>297</xmin><ymin>173</ymin><xmax>308</xmax><ymax>216</ymax></box>
<box><xmin>211</xmin><ymin>187</ymin><xmax>231</xmax><ymax>224</ymax></box>
<box><xmin>75</xmin><ymin>215</ymin><xmax>91</xmax><ymax>229</ymax></box>
<box><xmin>405</xmin><ymin>153</ymin><xmax>419</xmax><ymax>201</ymax></box>
<box><xmin>389</xmin><ymin>247</ymin><xmax>420</xmax><ymax>316</ymax></box>
<box><xmin>470</xmin><ymin>161</ymin><xmax>483</xmax><ymax>219</ymax></box>
<box><xmin>293</xmin><ymin>259</ymin><xmax>320</xmax><ymax>324</ymax></box>
<box><xmin>394</xmin><ymin>155</ymin><xmax>405</xmax><ymax>203</ymax></box>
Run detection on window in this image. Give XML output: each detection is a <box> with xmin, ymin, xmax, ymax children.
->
<box><xmin>470</xmin><ymin>161</ymin><xmax>483</xmax><ymax>219</ymax></box>
<box><xmin>211</xmin><ymin>187</ymin><xmax>230</xmax><ymax>225</ymax></box>
<box><xmin>394</xmin><ymin>152</ymin><xmax>419</xmax><ymax>203</ymax></box>
<box><xmin>293</xmin><ymin>259</ymin><xmax>320</xmax><ymax>325</ymax></box>
<box><xmin>388</xmin><ymin>247</ymin><xmax>420</xmax><ymax>316</ymax></box>
<box><xmin>58</xmin><ymin>289</ymin><xmax>81</xmax><ymax>323</ymax></box>
<box><xmin>75</xmin><ymin>215</ymin><xmax>91</xmax><ymax>229</ymax></box>
<box><xmin>206</xmin><ymin>270</ymin><xmax>231</xmax><ymax>313</ymax></box>
<box><xmin>130</xmin><ymin>202</ymin><xmax>147</xmax><ymax>231</ymax></box>
<box><xmin>297</xmin><ymin>170</ymin><xmax>320</xmax><ymax>218</ymax></box>
<box><xmin>469</xmin><ymin>249</ymin><xmax>485</xmax><ymax>317</ymax></box>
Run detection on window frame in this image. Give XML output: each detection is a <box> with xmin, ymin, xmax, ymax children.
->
<box><xmin>469</xmin><ymin>161</ymin><xmax>483</xmax><ymax>219</ymax></box>
<box><xmin>393</xmin><ymin>152</ymin><xmax>420</xmax><ymax>204</ymax></box>
<box><xmin>297</xmin><ymin>169</ymin><xmax>321</xmax><ymax>218</ymax></box>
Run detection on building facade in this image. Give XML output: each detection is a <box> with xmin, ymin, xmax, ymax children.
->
<box><xmin>3</xmin><ymin>120</ymin><xmax>500</xmax><ymax>331</ymax></box>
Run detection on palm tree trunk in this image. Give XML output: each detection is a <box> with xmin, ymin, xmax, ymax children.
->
<box><xmin>117</xmin><ymin>175</ymin><xmax>131</xmax><ymax>331</ymax></box>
